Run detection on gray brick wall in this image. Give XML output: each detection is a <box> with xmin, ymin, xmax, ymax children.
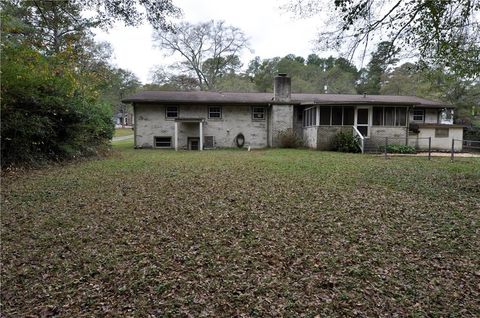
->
<box><xmin>270</xmin><ymin>105</ymin><xmax>294</xmax><ymax>147</ymax></box>
<box><xmin>135</xmin><ymin>104</ymin><xmax>268</xmax><ymax>149</ymax></box>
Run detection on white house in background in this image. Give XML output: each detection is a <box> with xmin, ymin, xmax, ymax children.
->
<box><xmin>122</xmin><ymin>74</ymin><xmax>463</xmax><ymax>152</ymax></box>
<box><xmin>113</xmin><ymin>112</ymin><xmax>134</xmax><ymax>128</ymax></box>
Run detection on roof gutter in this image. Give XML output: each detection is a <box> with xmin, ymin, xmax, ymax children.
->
<box><xmin>121</xmin><ymin>99</ymin><xmax>296</xmax><ymax>105</ymax></box>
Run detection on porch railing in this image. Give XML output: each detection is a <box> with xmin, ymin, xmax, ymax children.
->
<box><xmin>352</xmin><ymin>126</ymin><xmax>364</xmax><ymax>154</ymax></box>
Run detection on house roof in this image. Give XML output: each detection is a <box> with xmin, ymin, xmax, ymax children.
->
<box><xmin>122</xmin><ymin>91</ymin><xmax>450</xmax><ymax>108</ymax></box>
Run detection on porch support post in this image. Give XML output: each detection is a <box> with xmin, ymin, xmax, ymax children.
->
<box><xmin>199</xmin><ymin>121</ymin><xmax>203</xmax><ymax>151</ymax></box>
<box><xmin>174</xmin><ymin>121</ymin><xmax>178</xmax><ymax>151</ymax></box>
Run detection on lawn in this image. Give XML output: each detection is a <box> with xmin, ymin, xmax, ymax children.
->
<box><xmin>114</xmin><ymin>127</ymin><xmax>134</xmax><ymax>137</ymax></box>
<box><xmin>2</xmin><ymin>141</ymin><xmax>479</xmax><ymax>317</ymax></box>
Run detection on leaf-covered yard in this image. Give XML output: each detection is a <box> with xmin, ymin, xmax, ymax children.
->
<box><xmin>2</xmin><ymin>142</ymin><xmax>479</xmax><ymax>317</ymax></box>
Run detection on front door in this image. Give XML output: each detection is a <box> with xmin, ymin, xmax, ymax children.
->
<box><xmin>188</xmin><ymin>138</ymin><xmax>200</xmax><ymax>150</ymax></box>
<box><xmin>356</xmin><ymin>108</ymin><xmax>370</xmax><ymax>137</ymax></box>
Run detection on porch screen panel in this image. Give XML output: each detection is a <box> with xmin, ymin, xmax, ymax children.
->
<box><xmin>319</xmin><ymin>106</ymin><xmax>331</xmax><ymax>125</ymax></box>
<box><xmin>332</xmin><ymin>107</ymin><xmax>343</xmax><ymax>125</ymax></box>
<box><xmin>385</xmin><ymin>107</ymin><xmax>395</xmax><ymax>126</ymax></box>
<box><xmin>303</xmin><ymin>107</ymin><xmax>316</xmax><ymax>126</ymax></box>
<box><xmin>373</xmin><ymin>107</ymin><xmax>384</xmax><ymax>125</ymax></box>
<box><xmin>343</xmin><ymin>107</ymin><xmax>354</xmax><ymax>125</ymax></box>
<box><xmin>395</xmin><ymin>107</ymin><xmax>407</xmax><ymax>126</ymax></box>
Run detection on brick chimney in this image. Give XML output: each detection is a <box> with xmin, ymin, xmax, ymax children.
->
<box><xmin>270</xmin><ymin>73</ymin><xmax>294</xmax><ymax>148</ymax></box>
<box><xmin>274</xmin><ymin>73</ymin><xmax>291</xmax><ymax>102</ymax></box>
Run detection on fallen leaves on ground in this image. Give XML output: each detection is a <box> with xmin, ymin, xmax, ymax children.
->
<box><xmin>2</xmin><ymin>146</ymin><xmax>479</xmax><ymax>317</ymax></box>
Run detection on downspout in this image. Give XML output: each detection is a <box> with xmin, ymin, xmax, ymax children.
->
<box><xmin>133</xmin><ymin>103</ymin><xmax>137</xmax><ymax>148</ymax></box>
<box><xmin>406</xmin><ymin>106</ymin><xmax>410</xmax><ymax>146</ymax></box>
<box><xmin>267</xmin><ymin>104</ymin><xmax>272</xmax><ymax>147</ymax></box>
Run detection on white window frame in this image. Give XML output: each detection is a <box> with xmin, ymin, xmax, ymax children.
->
<box><xmin>165</xmin><ymin>106</ymin><xmax>178</xmax><ymax>119</ymax></box>
<box><xmin>154</xmin><ymin>136</ymin><xmax>172</xmax><ymax>148</ymax></box>
<box><xmin>413</xmin><ymin>109</ymin><xmax>425</xmax><ymax>122</ymax></box>
<box><xmin>208</xmin><ymin>106</ymin><xmax>222</xmax><ymax>119</ymax></box>
<box><xmin>439</xmin><ymin>108</ymin><xmax>454</xmax><ymax>124</ymax></box>
<box><xmin>252</xmin><ymin>106</ymin><xmax>266</xmax><ymax>120</ymax></box>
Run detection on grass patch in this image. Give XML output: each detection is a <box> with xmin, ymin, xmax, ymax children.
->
<box><xmin>2</xmin><ymin>143</ymin><xmax>479</xmax><ymax>317</ymax></box>
<box><xmin>114</xmin><ymin>128</ymin><xmax>134</xmax><ymax>137</ymax></box>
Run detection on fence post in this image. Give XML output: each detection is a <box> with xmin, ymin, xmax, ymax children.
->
<box><xmin>451</xmin><ymin>139</ymin><xmax>455</xmax><ymax>161</ymax></box>
<box><xmin>384</xmin><ymin>137</ymin><xmax>388</xmax><ymax>159</ymax></box>
<box><xmin>428</xmin><ymin>137</ymin><xmax>431</xmax><ymax>160</ymax></box>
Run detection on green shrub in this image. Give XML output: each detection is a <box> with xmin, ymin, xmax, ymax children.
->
<box><xmin>1</xmin><ymin>44</ymin><xmax>114</xmax><ymax>167</ymax></box>
<box><xmin>331</xmin><ymin>132</ymin><xmax>361</xmax><ymax>153</ymax></box>
<box><xmin>277</xmin><ymin>129</ymin><xmax>303</xmax><ymax>148</ymax></box>
<box><xmin>464</xmin><ymin>127</ymin><xmax>480</xmax><ymax>141</ymax></box>
<box><xmin>381</xmin><ymin>144</ymin><xmax>417</xmax><ymax>154</ymax></box>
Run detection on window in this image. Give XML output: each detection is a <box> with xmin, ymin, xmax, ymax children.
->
<box><xmin>252</xmin><ymin>107</ymin><xmax>266</xmax><ymax>120</ymax></box>
<box><xmin>384</xmin><ymin>108</ymin><xmax>395</xmax><ymax>126</ymax></box>
<box><xmin>435</xmin><ymin>128</ymin><xmax>449</xmax><ymax>138</ymax></box>
<box><xmin>310</xmin><ymin>106</ymin><xmax>354</xmax><ymax>126</ymax></box>
<box><xmin>208</xmin><ymin>106</ymin><xmax>222</xmax><ymax>119</ymax></box>
<box><xmin>413</xmin><ymin>109</ymin><xmax>425</xmax><ymax>122</ymax></box>
<box><xmin>373</xmin><ymin>107</ymin><xmax>384</xmax><ymax>126</ymax></box>
<box><xmin>204</xmin><ymin>136</ymin><xmax>215</xmax><ymax>149</ymax></box>
<box><xmin>303</xmin><ymin>107</ymin><xmax>317</xmax><ymax>126</ymax></box>
<box><xmin>166</xmin><ymin>106</ymin><xmax>178</xmax><ymax>118</ymax></box>
<box><xmin>440</xmin><ymin>109</ymin><xmax>454</xmax><ymax>124</ymax></box>
<box><xmin>396</xmin><ymin>107</ymin><xmax>407</xmax><ymax>126</ymax></box>
<box><xmin>319</xmin><ymin>106</ymin><xmax>331</xmax><ymax>125</ymax></box>
<box><xmin>154</xmin><ymin>136</ymin><xmax>172</xmax><ymax>148</ymax></box>
<box><xmin>331</xmin><ymin>107</ymin><xmax>343</xmax><ymax>125</ymax></box>
<box><xmin>372</xmin><ymin>107</ymin><xmax>408</xmax><ymax>127</ymax></box>
<box><xmin>343</xmin><ymin>107</ymin><xmax>354</xmax><ymax>125</ymax></box>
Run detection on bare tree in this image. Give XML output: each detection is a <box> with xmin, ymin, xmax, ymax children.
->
<box><xmin>149</xmin><ymin>65</ymin><xmax>200</xmax><ymax>90</ymax></box>
<box><xmin>153</xmin><ymin>20</ymin><xmax>250</xmax><ymax>90</ymax></box>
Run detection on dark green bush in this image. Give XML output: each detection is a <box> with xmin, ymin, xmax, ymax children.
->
<box><xmin>331</xmin><ymin>132</ymin><xmax>361</xmax><ymax>153</ymax></box>
<box><xmin>464</xmin><ymin>127</ymin><xmax>480</xmax><ymax>141</ymax></box>
<box><xmin>409</xmin><ymin>122</ymin><xmax>420</xmax><ymax>134</ymax></box>
<box><xmin>278</xmin><ymin>129</ymin><xmax>303</xmax><ymax>148</ymax></box>
<box><xmin>1</xmin><ymin>44</ymin><xmax>114</xmax><ymax>167</ymax></box>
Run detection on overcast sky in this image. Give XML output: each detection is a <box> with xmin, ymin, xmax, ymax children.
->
<box><xmin>94</xmin><ymin>0</ymin><xmax>338</xmax><ymax>83</ymax></box>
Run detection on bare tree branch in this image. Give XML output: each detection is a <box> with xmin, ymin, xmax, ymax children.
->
<box><xmin>153</xmin><ymin>20</ymin><xmax>250</xmax><ymax>90</ymax></box>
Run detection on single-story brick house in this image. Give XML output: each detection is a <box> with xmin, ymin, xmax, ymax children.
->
<box><xmin>122</xmin><ymin>74</ymin><xmax>463</xmax><ymax>152</ymax></box>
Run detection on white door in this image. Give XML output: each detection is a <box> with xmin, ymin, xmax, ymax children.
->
<box><xmin>356</xmin><ymin>107</ymin><xmax>370</xmax><ymax>137</ymax></box>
